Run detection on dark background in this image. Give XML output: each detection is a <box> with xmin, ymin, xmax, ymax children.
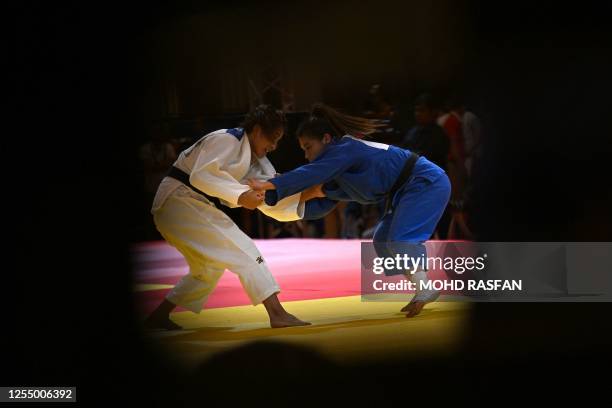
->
<box><xmin>6</xmin><ymin>0</ymin><xmax>612</xmax><ymax>405</ymax></box>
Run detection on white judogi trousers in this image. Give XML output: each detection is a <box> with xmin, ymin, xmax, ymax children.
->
<box><xmin>153</xmin><ymin>184</ymin><xmax>280</xmax><ymax>313</ymax></box>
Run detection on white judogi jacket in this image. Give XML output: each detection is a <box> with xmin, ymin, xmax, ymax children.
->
<box><xmin>152</xmin><ymin>128</ymin><xmax>305</xmax><ymax>222</ymax></box>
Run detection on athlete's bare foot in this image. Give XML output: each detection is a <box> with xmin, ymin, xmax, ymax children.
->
<box><xmin>403</xmin><ymin>301</ymin><xmax>427</xmax><ymax>318</ymax></box>
<box><xmin>269</xmin><ymin>313</ymin><xmax>311</xmax><ymax>328</ymax></box>
<box><xmin>143</xmin><ymin>314</ymin><xmax>182</xmax><ymax>331</ymax></box>
<box><xmin>401</xmin><ymin>290</ymin><xmax>440</xmax><ymax>317</ymax></box>
<box><xmin>263</xmin><ymin>293</ymin><xmax>311</xmax><ymax>328</ymax></box>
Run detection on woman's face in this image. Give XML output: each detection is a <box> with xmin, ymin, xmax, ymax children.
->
<box><xmin>298</xmin><ymin>133</ymin><xmax>332</xmax><ymax>162</ymax></box>
<box><xmin>250</xmin><ymin>125</ymin><xmax>283</xmax><ymax>158</ymax></box>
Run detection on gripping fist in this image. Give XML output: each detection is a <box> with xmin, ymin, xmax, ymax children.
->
<box><xmin>238</xmin><ymin>189</ymin><xmax>264</xmax><ymax>210</ymax></box>
<box><xmin>247</xmin><ymin>178</ymin><xmax>273</xmax><ymax>191</ymax></box>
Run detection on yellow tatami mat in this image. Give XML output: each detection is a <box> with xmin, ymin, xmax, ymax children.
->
<box><xmin>144</xmin><ymin>295</ymin><xmax>470</xmax><ymax>367</ymax></box>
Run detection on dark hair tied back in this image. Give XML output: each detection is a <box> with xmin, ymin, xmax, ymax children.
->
<box><xmin>241</xmin><ymin>104</ymin><xmax>287</xmax><ymax>137</ymax></box>
<box><xmin>297</xmin><ymin>103</ymin><xmax>384</xmax><ymax>141</ymax></box>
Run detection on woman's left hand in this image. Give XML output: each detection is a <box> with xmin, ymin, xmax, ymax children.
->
<box><xmin>248</xmin><ymin>178</ymin><xmax>274</xmax><ymax>191</ymax></box>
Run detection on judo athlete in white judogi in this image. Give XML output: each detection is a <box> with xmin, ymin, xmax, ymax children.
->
<box><xmin>145</xmin><ymin>106</ymin><xmax>315</xmax><ymax>330</ymax></box>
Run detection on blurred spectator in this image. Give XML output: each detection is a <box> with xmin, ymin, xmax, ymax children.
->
<box><xmin>363</xmin><ymin>84</ymin><xmax>394</xmax><ymax>118</ymax></box>
<box><xmin>139</xmin><ymin>122</ymin><xmax>177</xmax><ymax>240</ymax></box>
<box><xmin>402</xmin><ymin>93</ymin><xmax>452</xmax><ymax>239</ymax></box>
<box><xmin>339</xmin><ymin>201</ymin><xmax>383</xmax><ymax>239</ymax></box>
<box><xmin>304</xmin><ymin>218</ymin><xmax>325</xmax><ymax>238</ymax></box>
<box><xmin>437</xmin><ymin>95</ymin><xmax>468</xmax><ymax>200</ymax></box>
<box><xmin>360</xmin><ymin>203</ymin><xmax>384</xmax><ymax>239</ymax></box>
<box><xmin>401</xmin><ymin>93</ymin><xmax>450</xmax><ymax>171</ymax></box>
<box><xmin>362</xmin><ymin>84</ymin><xmax>397</xmax><ymax>142</ymax></box>
<box><xmin>462</xmin><ymin>109</ymin><xmax>482</xmax><ymax>178</ymax></box>
<box><xmin>140</xmin><ymin>122</ymin><xmax>177</xmax><ymax>194</ymax></box>
<box><xmin>447</xmin><ymin>202</ymin><xmax>475</xmax><ymax>239</ymax></box>
<box><xmin>437</xmin><ymin>95</ymin><xmax>482</xmax><ymax>177</ymax></box>
<box><xmin>267</xmin><ymin>219</ymin><xmax>304</xmax><ymax>239</ymax></box>
<box><xmin>437</xmin><ymin>94</ymin><xmax>477</xmax><ymax>240</ymax></box>
<box><xmin>342</xmin><ymin>202</ymin><xmax>364</xmax><ymax>238</ymax></box>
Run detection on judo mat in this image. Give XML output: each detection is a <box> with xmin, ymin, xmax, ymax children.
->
<box><xmin>133</xmin><ymin>239</ymin><xmax>470</xmax><ymax>366</ymax></box>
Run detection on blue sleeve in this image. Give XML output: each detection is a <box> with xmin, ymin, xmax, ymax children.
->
<box><xmin>265</xmin><ymin>145</ymin><xmax>357</xmax><ymax>205</ymax></box>
<box><xmin>303</xmin><ymin>198</ymin><xmax>338</xmax><ymax>220</ymax></box>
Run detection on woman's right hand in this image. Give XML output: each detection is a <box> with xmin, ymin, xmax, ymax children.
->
<box><xmin>238</xmin><ymin>189</ymin><xmax>264</xmax><ymax>209</ymax></box>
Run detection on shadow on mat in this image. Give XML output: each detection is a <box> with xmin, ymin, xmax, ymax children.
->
<box><xmin>179</xmin><ymin>341</ymin><xmax>383</xmax><ymax>405</ymax></box>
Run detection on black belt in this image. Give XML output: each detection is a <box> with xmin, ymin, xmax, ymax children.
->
<box><xmin>384</xmin><ymin>152</ymin><xmax>420</xmax><ymax>214</ymax></box>
<box><xmin>166</xmin><ymin>166</ymin><xmax>225</xmax><ymax>208</ymax></box>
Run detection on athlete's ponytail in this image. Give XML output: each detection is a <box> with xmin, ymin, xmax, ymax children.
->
<box><xmin>297</xmin><ymin>103</ymin><xmax>384</xmax><ymax>141</ymax></box>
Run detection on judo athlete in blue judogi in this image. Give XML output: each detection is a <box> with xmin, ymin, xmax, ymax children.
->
<box><xmin>249</xmin><ymin>104</ymin><xmax>451</xmax><ymax>317</ymax></box>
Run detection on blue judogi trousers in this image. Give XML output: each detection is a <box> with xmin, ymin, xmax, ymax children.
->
<box><xmin>373</xmin><ymin>173</ymin><xmax>451</xmax><ymax>276</ymax></box>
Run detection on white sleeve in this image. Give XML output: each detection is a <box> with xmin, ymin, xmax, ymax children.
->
<box><xmin>189</xmin><ymin>133</ymin><xmax>251</xmax><ymax>206</ymax></box>
<box><xmin>259</xmin><ymin>194</ymin><xmax>305</xmax><ymax>222</ymax></box>
<box><xmin>244</xmin><ymin>156</ymin><xmax>305</xmax><ymax>222</ymax></box>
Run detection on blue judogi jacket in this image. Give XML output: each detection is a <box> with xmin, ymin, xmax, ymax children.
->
<box><xmin>265</xmin><ymin>136</ymin><xmax>446</xmax><ymax>220</ymax></box>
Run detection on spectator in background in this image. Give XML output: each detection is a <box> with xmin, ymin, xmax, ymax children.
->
<box><xmin>360</xmin><ymin>203</ymin><xmax>384</xmax><ymax>239</ymax></box>
<box><xmin>438</xmin><ymin>94</ymin><xmax>468</xmax><ymax>207</ymax></box>
<box><xmin>341</xmin><ymin>202</ymin><xmax>364</xmax><ymax>238</ymax></box>
<box><xmin>438</xmin><ymin>94</ymin><xmax>482</xmax><ymax>177</ymax></box>
<box><xmin>402</xmin><ymin>93</ymin><xmax>451</xmax><ymax>239</ymax></box>
<box><xmin>363</xmin><ymin>84</ymin><xmax>394</xmax><ymax>119</ymax></box>
<box><xmin>462</xmin><ymin>108</ymin><xmax>482</xmax><ymax>178</ymax></box>
<box><xmin>437</xmin><ymin>94</ymin><xmax>465</xmax><ymax>152</ymax></box>
<box><xmin>438</xmin><ymin>94</ymin><xmax>478</xmax><ymax>240</ymax></box>
<box><xmin>139</xmin><ymin>122</ymin><xmax>178</xmax><ymax>240</ymax></box>
<box><xmin>140</xmin><ymin>122</ymin><xmax>178</xmax><ymax>196</ymax></box>
<box><xmin>363</xmin><ymin>84</ymin><xmax>396</xmax><ymax>140</ymax></box>
<box><xmin>402</xmin><ymin>93</ymin><xmax>449</xmax><ymax>171</ymax></box>
<box><xmin>267</xmin><ymin>219</ymin><xmax>304</xmax><ymax>239</ymax></box>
